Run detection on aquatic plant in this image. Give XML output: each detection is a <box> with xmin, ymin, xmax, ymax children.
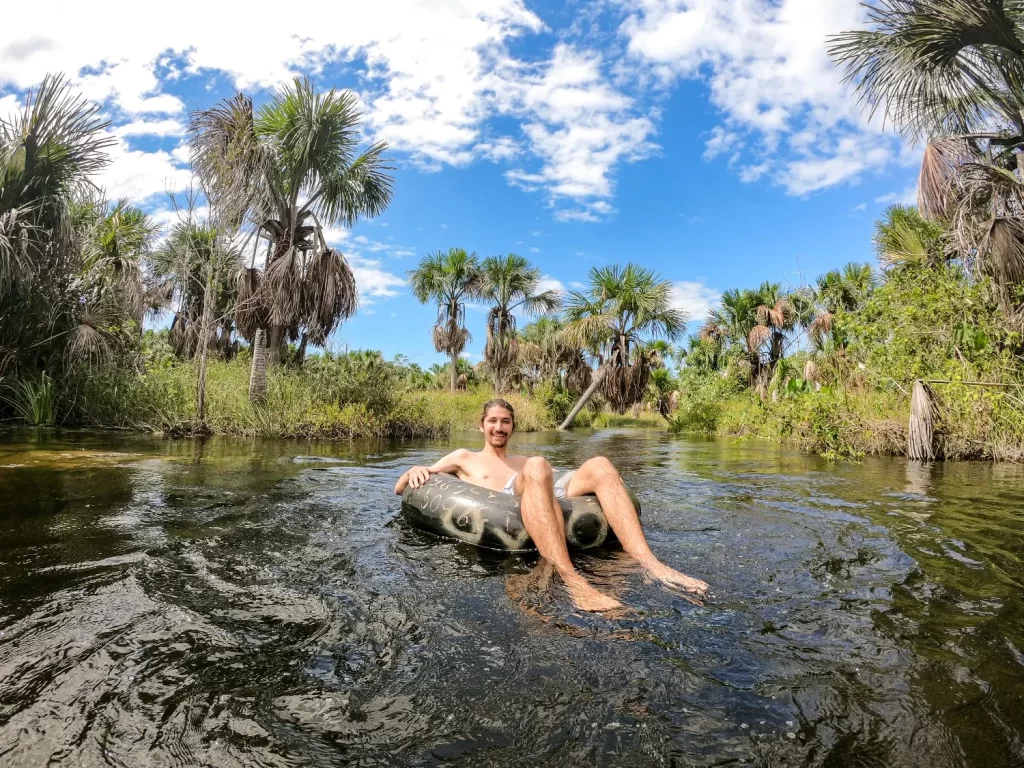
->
<box><xmin>3</xmin><ymin>372</ymin><xmax>56</xmax><ymax>426</ymax></box>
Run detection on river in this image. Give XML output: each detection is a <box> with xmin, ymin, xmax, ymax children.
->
<box><xmin>0</xmin><ymin>429</ymin><xmax>1022</xmax><ymax>767</ymax></box>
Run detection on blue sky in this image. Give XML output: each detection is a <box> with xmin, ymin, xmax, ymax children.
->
<box><xmin>0</xmin><ymin>0</ymin><xmax>918</xmax><ymax>367</ymax></box>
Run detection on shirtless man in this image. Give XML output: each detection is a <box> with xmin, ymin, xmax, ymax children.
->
<box><xmin>394</xmin><ymin>398</ymin><xmax>709</xmax><ymax>612</ymax></box>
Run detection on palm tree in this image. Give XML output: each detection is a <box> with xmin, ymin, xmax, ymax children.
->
<box><xmin>84</xmin><ymin>198</ymin><xmax>158</xmax><ymax>329</ymax></box>
<box><xmin>559</xmin><ymin>263</ymin><xmax>686</xmax><ymax>428</ymax></box>
<box><xmin>518</xmin><ymin>316</ymin><xmax>591</xmax><ymax>393</ymax></box>
<box><xmin>873</xmin><ymin>205</ymin><xmax>946</xmax><ymax>270</ymax></box>
<box><xmin>408</xmin><ymin>248</ymin><xmax>482</xmax><ymax>393</ymax></box>
<box><xmin>190</xmin><ymin>78</ymin><xmax>394</xmax><ymax>401</ymax></box>
<box><xmin>479</xmin><ymin>254</ymin><xmax>561</xmax><ymax>392</ymax></box>
<box><xmin>702</xmin><ymin>287</ymin><xmax>763</xmax><ymax>380</ymax></box>
<box><xmin>808</xmin><ymin>262</ymin><xmax>876</xmax><ymax>341</ymax></box>
<box><xmin>149</xmin><ymin>221</ymin><xmax>241</xmax><ymax>359</ymax></box>
<box><xmin>830</xmin><ymin>1</ymin><xmax>1024</xmax><ymax>312</ymax></box>
<box><xmin>754</xmin><ymin>281</ymin><xmax>796</xmax><ymax>371</ymax></box>
<box><xmin>0</xmin><ymin>74</ymin><xmax>113</xmax><ymax>376</ymax></box>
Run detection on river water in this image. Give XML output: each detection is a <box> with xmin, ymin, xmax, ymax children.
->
<box><xmin>0</xmin><ymin>429</ymin><xmax>1022</xmax><ymax>767</ymax></box>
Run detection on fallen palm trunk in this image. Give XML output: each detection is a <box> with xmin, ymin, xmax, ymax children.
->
<box><xmin>557</xmin><ymin>366</ymin><xmax>607</xmax><ymax>431</ymax></box>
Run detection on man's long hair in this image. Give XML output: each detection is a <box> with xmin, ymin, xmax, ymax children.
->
<box><xmin>480</xmin><ymin>398</ymin><xmax>515</xmax><ymax>429</ymax></box>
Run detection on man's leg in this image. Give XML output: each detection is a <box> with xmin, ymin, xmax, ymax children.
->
<box><xmin>565</xmin><ymin>457</ymin><xmax>708</xmax><ymax>595</ymax></box>
<box><xmin>515</xmin><ymin>457</ymin><xmax>621</xmax><ymax>612</ymax></box>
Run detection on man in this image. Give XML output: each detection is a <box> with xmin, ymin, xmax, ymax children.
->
<box><xmin>395</xmin><ymin>398</ymin><xmax>708</xmax><ymax>612</ymax></box>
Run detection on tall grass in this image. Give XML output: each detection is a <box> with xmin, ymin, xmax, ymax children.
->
<box><xmin>57</xmin><ymin>357</ymin><xmax>553</xmax><ymax>438</ymax></box>
<box><xmin>2</xmin><ymin>372</ymin><xmax>56</xmax><ymax>426</ymax></box>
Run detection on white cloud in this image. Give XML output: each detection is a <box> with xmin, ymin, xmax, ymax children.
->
<box><xmin>875</xmin><ymin>184</ymin><xmax>918</xmax><ymax>205</ymax></box>
<box><xmin>850</xmin><ymin>202</ymin><xmax>866</xmax><ymax>212</ymax></box>
<box><xmin>530</xmin><ymin>246</ymin><xmax>541</xmax><ymax>253</ymax></box>
<box><xmin>569</xmin><ymin>281</ymin><xmax>586</xmax><ymax>289</ymax></box>
<box><xmin>670</xmin><ymin>281</ymin><xmax>721</xmax><ymax>322</ymax></box>
<box><xmin>0</xmin><ymin>93</ymin><xmax>21</xmax><ymax>117</ymax></box>
<box><xmin>347</xmin><ymin>254</ymin><xmax>406</xmax><ymax>302</ymax></box>
<box><xmin>477</xmin><ymin>137</ymin><xmax>520</xmax><ymax>161</ymax></box>
<box><xmin>621</xmin><ymin>0</ymin><xmax>905</xmax><ymax>194</ymax></box>
<box><xmin>321</xmin><ymin>227</ymin><xmax>404</xmax><ymax>302</ymax></box>
<box><xmin>96</xmin><ymin>135</ymin><xmax>192</xmax><ymax>202</ymax></box>
<box><xmin>115</xmin><ymin>118</ymin><xmax>186</xmax><ymax>138</ymax></box>
<box><xmin>536</xmin><ymin>275</ymin><xmax>565</xmax><ymax>297</ymax></box>
<box><xmin>703</xmin><ymin>126</ymin><xmax>739</xmax><ymax>160</ymax></box>
<box><xmin>500</xmin><ymin>44</ymin><xmax>657</xmax><ymax>220</ymax></box>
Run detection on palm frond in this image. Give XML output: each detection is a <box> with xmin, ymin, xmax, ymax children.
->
<box><xmin>302</xmin><ymin>247</ymin><xmax>358</xmax><ymax>345</ymax></box>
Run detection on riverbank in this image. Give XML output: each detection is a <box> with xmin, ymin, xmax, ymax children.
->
<box><xmin>19</xmin><ymin>356</ymin><xmax>662</xmax><ymax>439</ymax></box>
<box><xmin>671</xmin><ymin>375</ymin><xmax>1024</xmax><ymax>462</ymax></box>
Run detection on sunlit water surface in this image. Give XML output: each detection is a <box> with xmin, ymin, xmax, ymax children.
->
<box><xmin>1</xmin><ymin>429</ymin><xmax>1023</xmax><ymax>767</ymax></box>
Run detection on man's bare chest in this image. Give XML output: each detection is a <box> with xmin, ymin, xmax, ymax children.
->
<box><xmin>458</xmin><ymin>455</ymin><xmax>525</xmax><ymax>491</ymax></box>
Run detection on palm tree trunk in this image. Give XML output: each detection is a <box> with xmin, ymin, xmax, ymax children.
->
<box><xmin>295</xmin><ymin>333</ymin><xmax>308</xmax><ymax>367</ymax></box>
<box><xmin>450</xmin><ymin>350</ymin><xmax>458</xmax><ymax>394</ymax></box>
<box><xmin>558</xmin><ymin>365</ymin><xmax>607</xmax><ymax>431</ymax></box>
<box><xmin>249</xmin><ymin>329</ymin><xmax>269</xmax><ymax>403</ymax></box>
<box><xmin>267</xmin><ymin>325</ymin><xmax>285</xmax><ymax>365</ymax></box>
<box><xmin>195</xmin><ymin>268</ymin><xmax>217</xmax><ymax>427</ymax></box>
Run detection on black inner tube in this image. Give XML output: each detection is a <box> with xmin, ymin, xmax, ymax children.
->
<box><xmin>401</xmin><ymin>473</ymin><xmax>639</xmax><ymax>552</ymax></box>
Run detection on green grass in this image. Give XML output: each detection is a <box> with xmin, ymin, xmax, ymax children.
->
<box><xmin>50</xmin><ymin>359</ymin><xmax>588</xmax><ymax>438</ymax></box>
<box><xmin>672</xmin><ymin>382</ymin><xmax>1024</xmax><ymax>461</ymax></box>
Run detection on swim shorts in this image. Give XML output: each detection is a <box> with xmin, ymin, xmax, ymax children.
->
<box><xmin>501</xmin><ymin>468</ymin><xmax>576</xmax><ymax>499</ymax></box>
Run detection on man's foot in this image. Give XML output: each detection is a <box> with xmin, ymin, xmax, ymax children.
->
<box><xmin>641</xmin><ymin>559</ymin><xmax>709</xmax><ymax>596</ymax></box>
<box><xmin>562</xmin><ymin>573</ymin><xmax>622</xmax><ymax>612</ymax></box>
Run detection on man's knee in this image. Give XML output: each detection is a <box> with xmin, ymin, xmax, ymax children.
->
<box><xmin>523</xmin><ymin>456</ymin><xmax>553</xmax><ymax>483</ymax></box>
<box><xmin>584</xmin><ymin>456</ymin><xmax>619</xmax><ymax>483</ymax></box>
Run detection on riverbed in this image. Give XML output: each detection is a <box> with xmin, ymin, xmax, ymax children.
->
<box><xmin>1</xmin><ymin>429</ymin><xmax>1022</xmax><ymax>766</ymax></box>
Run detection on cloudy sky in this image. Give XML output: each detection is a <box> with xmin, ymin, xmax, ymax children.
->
<box><xmin>0</xmin><ymin>0</ymin><xmax>918</xmax><ymax>365</ymax></box>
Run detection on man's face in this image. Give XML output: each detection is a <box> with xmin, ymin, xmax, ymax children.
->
<box><xmin>480</xmin><ymin>406</ymin><xmax>514</xmax><ymax>447</ymax></box>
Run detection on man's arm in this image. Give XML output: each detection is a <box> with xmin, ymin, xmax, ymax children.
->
<box><xmin>394</xmin><ymin>449</ymin><xmax>469</xmax><ymax>495</ymax></box>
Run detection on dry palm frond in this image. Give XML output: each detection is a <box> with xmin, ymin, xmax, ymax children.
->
<box><xmin>566</xmin><ymin>353</ymin><xmax>592</xmax><ymax>394</ymax></box>
<box><xmin>983</xmin><ymin>217</ymin><xmax>1024</xmax><ymax>310</ymax></box>
<box><xmin>753</xmin><ymin>370</ymin><xmax>769</xmax><ymax>402</ymax></box>
<box><xmin>803</xmin><ymin>359</ymin><xmax>819</xmax><ymax>384</ymax></box>
<box><xmin>699</xmin><ymin>321</ymin><xmax>721</xmax><ymax>342</ymax></box>
<box><xmin>433</xmin><ymin>323</ymin><xmax>470</xmax><ymax>355</ymax></box>
<box><xmin>265</xmin><ymin>245</ymin><xmax>303</xmax><ymax>327</ymax></box>
<box><xmin>169</xmin><ymin>315</ymin><xmax>200</xmax><ymax>357</ymax></box>
<box><xmin>747</xmin><ymin>324</ymin><xmax>771</xmax><ymax>353</ymax></box>
<box><xmin>908</xmin><ymin>379</ymin><xmax>936</xmax><ymax>461</ymax></box>
<box><xmin>235</xmin><ymin>267</ymin><xmax>268</xmax><ymax>341</ymax></box>
<box><xmin>810</xmin><ymin>311</ymin><xmax>834</xmax><ymax>338</ymax></box>
<box><xmin>601</xmin><ymin>355</ymin><xmax>650</xmax><ymax>414</ymax></box>
<box><xmin>67</xmin><ymin>311</ymin><xmax>113</xmax><ymax>366</ymax></box>
<box><xmin>756</xmin><ymin>302</ymin><xmax>787</xmax><ymax>328</ymax></box>
<box><xmin>302</xmin><ymin>248</ymin><xmax>358</xmax><ymax>345</ymax></box>
<box><xmin>919</xmin><ymin>138</ymin><xmax>975</xmax><ymax>221</ymax></box>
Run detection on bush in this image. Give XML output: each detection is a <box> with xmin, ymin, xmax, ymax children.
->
<box><xmin>670</xmin><ymin>371</ymin><xmax>739</xmax><ymax>433</ymax></box>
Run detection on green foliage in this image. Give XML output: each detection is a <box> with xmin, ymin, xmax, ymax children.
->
<box><xmin>534</xmin><ymin>380</ymin><xmax>589</xmax><ymax>427</ymax></box>
<box><xmin>670</xmin><ymin>371</ymin><xmax>739</xmax><ymax>433</ymax></box>
<box><xmin>3</xmin><ymin>372</ymin><xmax>56</xmax><ymax>426</ymax></box>
<box><xmin>846</xmin><ymin>263</ymin><xmax>1013</xmax><ymax>385</ymax></box>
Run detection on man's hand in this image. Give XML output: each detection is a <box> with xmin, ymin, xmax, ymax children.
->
<box><xmin>406</xmin><ymin>466</ymin><xmax>432</xmax><ymax>490</ymax></box>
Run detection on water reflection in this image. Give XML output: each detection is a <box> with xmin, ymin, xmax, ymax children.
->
<box><xmin>0</xmin><ymin>429</ymin><xmax>1022</xmax><ymax>766</ymax></box>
